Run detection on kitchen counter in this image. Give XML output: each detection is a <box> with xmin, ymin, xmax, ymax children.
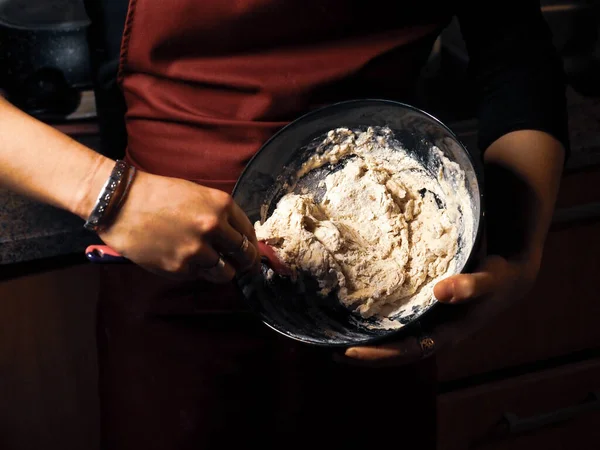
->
<box><xmin>0</xmin><ymin>188</ymin><xmax>97</xmax><ymax>265</ymax></box>
<box><xmin>1</xmin><ymin>88</ymin><xmax>599</xmax><ymax>266</ymax></box>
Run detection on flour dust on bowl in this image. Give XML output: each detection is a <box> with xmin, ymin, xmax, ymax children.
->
<box><xmin>232</xmin><ymin>100</ymin><xmax>484</xmax><ymax>347</ymax></box>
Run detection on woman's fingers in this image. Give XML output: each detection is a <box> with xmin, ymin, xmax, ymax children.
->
<box><xmin>228</xmin><ymin>200</ymin><xmax>259</xmax><ymax>247</ymax></box>
<box><xmin>433</xmin><ymin>273</ymin><xmax>496</xmax><ymax>303</ymax></box>
<box><xmin>227</xmin><ymin>201</ymin><xmax>262</xmax><ymax>270</ymax></box>
<box><xmin>195</xmin><ymin>251</ymin><xmax>237</xmax><ymax>284</ymax></box>
<box><xmin>337</xmin><ymin>337</ymin><xmax>425</xmax><ymax>367</ymax></box>
<box><xmin>433</xmin><ymin>255</ymin><xmax>510</xmax><ymax>304</ymax></box>
<box><xmin>212</xmin><ymin>223</ymin><xmax>260</xmax><ymax>273</ymax></box>
<box><xmin>159</xmin><ymin>244</ymin><xmax>237</xmax><ymax>283</ymax></box>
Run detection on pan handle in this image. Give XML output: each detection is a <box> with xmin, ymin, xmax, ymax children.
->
<box><xmin>85</xmin><ymin>245</ymin><xmax>130</xmax><ymax>264</ymax></box>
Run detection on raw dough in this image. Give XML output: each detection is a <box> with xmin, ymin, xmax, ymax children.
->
<box><xmin>255</xmin><ymin>127</ymin><xmax>468</xmax><ymax>319</ymax></box>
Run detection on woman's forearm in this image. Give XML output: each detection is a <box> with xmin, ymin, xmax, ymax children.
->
<box><xmin>0</xmin><ymin>97</ymin><xmax>115</xmax><ymax>219</ymax></box>
<box><xmin>483</xmin><ymin>129</ymin><xmax>565</xmax><ymax>262</ymax></box>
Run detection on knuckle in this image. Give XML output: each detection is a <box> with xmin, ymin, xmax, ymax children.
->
<box><xmin>221</xmin><ymin>192</ymin><xmax>235</xmax><ymax>208</ymax></box>
<box><xmin>212</xmin><ymin>190</ymin><xmax>234</xmax><ymax>211</ymax></box>
<box><xmin>184</xmin><ymin>240</ymin><xmax>205</xmax><ymax>258</ymax></box>
<box><xmin>165</xmin><ymin>246</ymin><xmax>204</xmax><ymax>275</ymax></box>
<box><xmin>197</xmin><ymin>215</ymin><xmax>221</xmax><ymax>235</ymax></box>
<box><xmin>176</xmin><ymin>243</ymin><xmax>203</xmax><ymax>263</ymax></box>
<box><xmin>164</xmin><ymin>258</ymin><xmax>186</xmax><ymax>274</ymax></box>
<box><xmin>454</xmin><ymin>276</ymin><xmax>476</xmax><ymax>299</ymax></box>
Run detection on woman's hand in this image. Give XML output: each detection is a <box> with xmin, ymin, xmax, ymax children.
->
<box><xmin>0</xmin><ymin>99</ymin><xmax>259</xmax><ymax>283</ymax></box>
<box><xmin>335</xmin><ymin>253</ymin><xmax>540</xmax><ymax>366</ymax></box>
<box><xmin>98</xmin><ymin>170</ymin><xmax>261</xmax><ymax>283</ymax></box>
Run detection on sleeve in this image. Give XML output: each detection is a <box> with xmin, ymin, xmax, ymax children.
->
<box><xmin>456</xmin><ymin>0</ymin><xmax>570</xmax><ymax>156</ymax></box>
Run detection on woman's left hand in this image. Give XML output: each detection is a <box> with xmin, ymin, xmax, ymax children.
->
<box><xmin>335</xmin><ymin>253</ymin><xmax>541</xmax><ymax>367</ymax></box>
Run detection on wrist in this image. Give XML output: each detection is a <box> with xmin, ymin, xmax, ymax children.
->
<box><xmin>72</xmin><ymin>155</ymin><xmax>115</xmax><ymax>220</ymax></box>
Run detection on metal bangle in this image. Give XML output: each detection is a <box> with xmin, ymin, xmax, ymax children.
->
<box><xmin>114</xmin><ymin>165</ymin><xmax>137</xmax><ymax>212</ymax></box>
<box><xmin>83</xmin><ymin>160</ymin><xmax>129</xmax><ymax>232</ymax></box>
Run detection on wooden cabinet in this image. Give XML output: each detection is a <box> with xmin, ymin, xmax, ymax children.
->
<box><xmin>436</xmin><ymin>165</ymin><xmax>600</xmax><ymax>448</ymax></box>
<box><xmin>438</xmin><ymin>359</ymin><xmax>600</xmax><ymax>450</ymax></box>
<box><xmin>0</xmin><ymin>264</ymin><xmax>100</xmax><ymax>450</ymax></box>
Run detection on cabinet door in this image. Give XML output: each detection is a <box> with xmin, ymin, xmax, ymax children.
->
<box><xmin>0</xmin><ymin>264</ymin><xmax>100</xmax><ymax>450</ymax></box>
<box><xmin>436</xmin><ymin>166</ymin><xmax>600</xmax><ymax>382</ymax></box>
<box><xmin>437</xmin><ymin>358</ymin><xmax>600</xmax><ymax>450</ymax></box>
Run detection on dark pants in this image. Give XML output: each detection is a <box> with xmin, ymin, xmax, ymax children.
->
<box><xmin>97</xmin><ymin>265</ymin><xmax>437</xmax><ymax>450</ymax></box>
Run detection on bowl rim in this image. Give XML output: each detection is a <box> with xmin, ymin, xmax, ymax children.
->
<box><xmin>232</xmin><ymin>98</ymin><xmax>485</xmax><ymax>347</ymax></box>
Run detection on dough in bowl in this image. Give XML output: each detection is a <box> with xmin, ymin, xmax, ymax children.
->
<box><xmin>255</xmin><ymin>127</ymin><xmax>471</xmax><ymax>319</ymax></box>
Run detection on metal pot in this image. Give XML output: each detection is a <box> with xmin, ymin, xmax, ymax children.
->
<box><xmin>0</xmin><ymin>0</ymin><xmax>92</xmax><ymax>118</ymax></box>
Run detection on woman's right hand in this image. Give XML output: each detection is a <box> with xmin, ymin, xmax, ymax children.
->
<box><xmin>97</xmin><ymin>170</ymin><xmax>261</xmax><ymax>283</ymax></box>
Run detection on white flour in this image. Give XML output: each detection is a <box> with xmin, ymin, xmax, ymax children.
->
<box><xmin>255</xmin><ymin>127</ymin><xmax>474</xmax><ymax>328</ymax></box>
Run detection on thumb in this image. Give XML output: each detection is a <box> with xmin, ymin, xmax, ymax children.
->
<box><xmin>433</xmin><ymin>255</ymin><xmax>509</xmax><ymax>304</ymax></box>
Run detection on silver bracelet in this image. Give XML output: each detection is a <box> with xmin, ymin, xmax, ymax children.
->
<box><xmin>114</xmin><ymin>165</ymin><xmax>137</xmax><ymax>212</ymax></box>
<box><xmin>83</xmin><ymin>160</ymin><xmax>129</xmax><ymax>232</ymax></box>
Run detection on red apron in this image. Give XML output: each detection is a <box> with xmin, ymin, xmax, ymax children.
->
<box><xmin>97</xmin><ymin>1</ymin><xmax>447</xmax><ymax>449</ymax></box>
<box><xmin>119</xmin><ymin>0</ymin><xmax>448</xmax><ymax>192</ymax></box>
